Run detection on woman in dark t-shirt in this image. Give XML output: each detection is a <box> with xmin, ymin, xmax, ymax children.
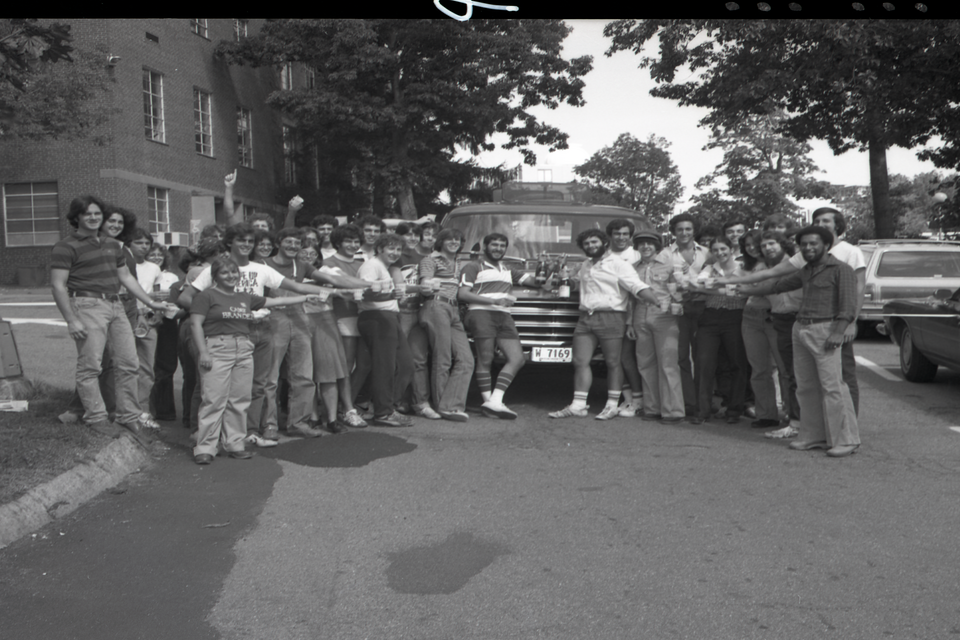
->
<box><xmin>188</xmin><ymin>256</ymin><xmax>313</xmax><ymax>465</ymax></box>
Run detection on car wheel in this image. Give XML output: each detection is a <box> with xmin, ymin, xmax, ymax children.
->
<box><xmin>899</xmin><ymin>326</ymin><xmax>938</xmax><ymax>382</ymax></box>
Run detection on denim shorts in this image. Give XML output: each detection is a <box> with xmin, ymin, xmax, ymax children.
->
<box><xmin>573</xmin><ymin>310</ymin><xmax>627</xmax><ymax>340</ymax></box>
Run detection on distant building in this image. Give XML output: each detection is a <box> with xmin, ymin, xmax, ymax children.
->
<box><xmin>0</xmin><ymin>18</ymin><xmax>298</xmax><ymax>285</ymax></box>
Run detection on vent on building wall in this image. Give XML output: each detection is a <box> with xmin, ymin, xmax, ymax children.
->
<box><xmin>153</xmin><ymin>232</ymin><xmax>190</xmax><ymax>247</ymax></box>
<box><xmin>145</xmin><ymin>32</ymin><xmax>159</xmax><ymax>43</ymax></box>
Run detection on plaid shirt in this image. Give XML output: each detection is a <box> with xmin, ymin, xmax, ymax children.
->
<box><xmin>771</xmin><ymin>254</ymin><xmax>857</xmax><ymax>322</ymax></box>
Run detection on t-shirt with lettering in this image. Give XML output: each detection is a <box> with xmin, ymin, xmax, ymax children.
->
<box><xmin>191</xmin><ymin>287</ymin><xmax>266</xmax><ymax>337</ymax></box>
<box><xmin>189</xmin><ymin>261</ymin><xmax>286</xmax><ymax>297</ymax></box>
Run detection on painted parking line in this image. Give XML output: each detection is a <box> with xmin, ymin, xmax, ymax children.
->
<box><xmin>854</xmin><ymin>355</ymin><xmax>902</xmax><ymax>382</ymax></box>
<box><xmin>0</xmin><ymin>302</ymin><xmax>56</xmax><ymax>306</ymax></box>
<box><xmin>6</xmin><ymin>318</ymin><xmax>67</xmax><ymax>327</ymax></box>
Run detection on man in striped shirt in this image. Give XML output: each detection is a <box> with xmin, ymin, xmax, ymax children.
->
<box><xmin>459</xmin><ymin>233</ymin><xmax>550</xmax><ymax>419</ymax></box>
<box><xmin>50</xmin><ymin>195</ymin><xmax>174</xmax><ymax>446</ymax></box>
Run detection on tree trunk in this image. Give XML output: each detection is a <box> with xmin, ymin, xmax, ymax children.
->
<box><xmin>396</xmin><ymin>178</ymin><xmax>418</xmax><ymax>220</ymax></box>
<box><xmin>868</xmin><ymin>117</ymin><xmax>894</xmax><ymax>239</ymax></box>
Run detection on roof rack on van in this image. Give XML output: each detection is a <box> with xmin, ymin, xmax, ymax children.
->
<box><xmin>493</xmin><ymin>181</ymin><xmax>590</xmax><ymax>204</ymax></box>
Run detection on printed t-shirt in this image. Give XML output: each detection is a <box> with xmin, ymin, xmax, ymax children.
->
<box><xmin>190</xmin><ymin>261</ymin><xmax>285</xmax><ymax>296</ymax></box>
<box><xmin>191</xmin><ymin>287</ymin><xmax>266</xmax><ymax>336</ymax></box>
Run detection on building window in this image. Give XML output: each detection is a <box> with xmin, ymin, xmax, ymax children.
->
<box><xmin>537</xmin><ymin>168</ymin><xmax>553</xmax><ymax>182</ymax></box>
<box><xmin>147</xmin><ymin>187</ymin><xmax>170</xmax><ymax>234</ymax></box>
<box><xmin>234</xmin><ymin>19</ymin><xmax>248</xmax><ymax>41</ymax></box>
<box><xmin>237</xmin><ymin>107</ymin><xmax>253</xmax><ymax>168</ymax></box>
<box><xmin>142</xmin><ymin>69</ymin><xmax>165</xmax><ymax>143</ymax></box>
<box><xmin>2</xmin><ymin>182</ymin><xmax>59</xmax><ymax>247</ymax></box>
<box><xmin>280</xmin><ymin>63</ymin><xmax>293</xmax><ymax>90</ymax></box>
<box><xmin>194</xmin><ymin>89</ymin><xmax>213</xmax><ymax>157</ymax></box>
<box><xmin>283</xmin><ymin>125</ymin><xmax>297</xmax><ymax>184</ymax></box>
<box><xmin>190</xmin><ymin>19</ymin><xmax>208</xmax><ymax>38</ymax></box>
<box><xmin>305</xmin><ymin>67</ymin><xmax>316</xmax><ymax>90</ymax></box>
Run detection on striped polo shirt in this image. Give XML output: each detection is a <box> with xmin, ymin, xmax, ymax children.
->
<box><xmin>459</xmin><ymin>259</ymin><xmax>529</xmax><ymax>313</ymax></box>
<box><xmin>50</xmin><ymin>232</ymin><xmax>125</xmax><ymax>295</ymax></box>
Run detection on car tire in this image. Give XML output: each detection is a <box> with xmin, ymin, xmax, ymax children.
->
<box><xmin>899</xmin><ymin>325</ymin><xmax>938</xmax><ymax>382</ymax></box>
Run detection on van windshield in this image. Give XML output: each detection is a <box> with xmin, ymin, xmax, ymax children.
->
<box><xmin>443</xmin><ymin>212</ymin><xmax>649</xmax><ymax>260</ymax></box>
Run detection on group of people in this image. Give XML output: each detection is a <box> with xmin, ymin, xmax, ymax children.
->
<box><xmin>52</xmin><ymin>171</ymin><xmax>862</xmax><ymax>465</ymax></box>
<box><xmin>546</xmin><ymin>210</ymin><xmax>861</xmax><ymax>459</ymax></box>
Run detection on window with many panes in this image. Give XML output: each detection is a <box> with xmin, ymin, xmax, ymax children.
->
<box><xmin>2</xmin><ymin>182</ymin><xmax>59</xmax><ymax>247</ymax></box>
<box><xmin>237</xmin><ymin>107</ymin><xmax>253</xmax><ymax>168</ymax></box>
<box><xmin>190</xmin><ymin>19</ymin><xmax>208</xmax><ymax>38</ymax></box>
<box><xmin>280</xmin><ymin>62</ymin><xmax>293</xmax><ymax>90</ymax></box>
<box><xmin>305</xmin><ymin>66</ymin><xmax>316</xmax><ymax>90</ymax></box>
<box><xmin>194</xmin><ymin>89</ymin><xmax>213</xmax><ymax>156</ymax></box>
<box><xmin>147</xmin><ymin>187</ymin><xmax>170</xmax><ymax>234</ymax></box>
<box><xmin>143</xmin><ymin>69</ymin><xmax>165</xmax><ymax>143</ymax></box>
<box><xmin>283</xmin><ymin>125</ymin><xmax>297</xmax><ymax>184</ymax></box>
<box><xmin>234</xmin><ymin>19</ymin><xmax>248</xmax><ymax>41</ymax></box>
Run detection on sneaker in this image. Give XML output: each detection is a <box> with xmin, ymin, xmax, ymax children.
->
<box><xmin>396</xmin><ymin>402</ymin><xmax>414</xmax><ymax>415</ymax></box>
<box><xmin>549</xmin><ymin>405</ymin><xmax>588</xmax><ymax>419</ymax></box>
<box><xmin>481</xmin><ymin>401</ymin><xmax>518</xmax><ymax>420</ymax></box>
<box><xmin>595</xmin><ymin>405</ymin><xmax>620</xmax><ymax>420</ymax></box>
<box><xmin>288</xmin><ymin>423</ymin><xmax>324</xmax><ymax>438</ymax></box>
<box><xmin>244</xmin><ymin>434</ymin><xmax>279</xmax><ymax>448</ymax></box>
<box><xmin>764</xmin><ymin>425</ymin><xmax>799</xmax><ymax>439</ymax></box>
<box><xmin>262</xmin><ymin>427</ymin><xmax>280</xmax><ymax>441</ymax></box>
<box><xmin>414</xmin><ymin>403</ymin><xmax>442</xmax><ymax>420</ymax></box>
<box><xmin>617</xmin><ymin>401</ymin><xmax>640</xmax><ymax>417</ymax></box>
<box><xmin>438</xmin><ymin>410</ymin><xmax>469</xmax><ymax>422</ymax></box>
<box><xmin>342</xmin><ymin>409</ymin><xmax>368</xmax><ymax>428</ymax></box>
<box><xmin>139</xmin><ymin>413</ymin><xmax>161</xmax><ymax>430</ymax></box>
<box><xmin>372</xmin><ymin>411</ymin><xmax>412</xmax><ymax>427</ymax></box>
<box><xmin>58</xmin><ymin>410</ymin><xmax>80</xmax><ymax>425</ymax></box>
<box><xmin>745</xmin><ymin>405</ymin><xmax>757</xmax><ymax>419</ymax></box>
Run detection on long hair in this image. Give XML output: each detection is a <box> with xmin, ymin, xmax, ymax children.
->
<box><xmin>66</xmin><ymin>195</ymin><xmax>108</xmax><ymax>229</ymax></box>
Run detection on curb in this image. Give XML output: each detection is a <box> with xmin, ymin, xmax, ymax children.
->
<box><xmin>0</xmin><ymin>435</ymin><xmax>152</xmax><ymax>549</ymax></box>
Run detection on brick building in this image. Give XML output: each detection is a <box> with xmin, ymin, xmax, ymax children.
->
<box><xmin>0</xmin><ymin>18</ymin><xmax>296</xmax><ymax>285</ymax></box>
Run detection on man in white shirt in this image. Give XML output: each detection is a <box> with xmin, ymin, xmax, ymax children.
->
<box><xmin>549</xmin><ymin>229</ymin><xmax>659</xmax><ymax>421</ymax></box>
<box><xmin>717</xmin><ymin>207</ymin><xmax>865</xmax><ymax>414</ymax></box>
<box><xmin>606</xmin><ymin>219</ymin><xmax>645</xmax><ymax>417</ymax></box>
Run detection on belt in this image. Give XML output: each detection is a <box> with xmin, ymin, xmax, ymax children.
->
<box><xmin>797</xmin><ymin>317</ymin><xmax>834</xmax><ymax>325</ymax></box>
<box><xmin>429</xmin><ymin>295</ymin><xmax>459</xmax><ymax>307</ymax></box>
<box><xmin>69</xmin><ymin>291</ymin><xmax>120</xmax><ymax>302</ymax></box>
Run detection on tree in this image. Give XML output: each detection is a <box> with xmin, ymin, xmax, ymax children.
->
<box><xmin>694</xmin><ymin>111</ymin><xmax>829</xmax><ymax>228</ymax></box>
<box><xmin>216</xmin><ymin>19</ymin><xmax>592</xmax><ymax>219</ymax></box>
<box><xmin>572</xmin><ymin>133</ymin><xmax>682</xmax><ymax>224</ymax></box>
<box><xmin>0</xmin><ymin>19</ymin><xmax>113</xmax><ymax>142</ymax></box>
<box><xmin>604</xmin><ymin>19</ymin><xmax>960</xmax><ymax>239</ymax></box>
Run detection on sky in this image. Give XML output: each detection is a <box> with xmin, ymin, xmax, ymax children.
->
<box><xmin>466</xmin><ymin>19</ymin><xmax>944</xmax><ymax>217</ymax></box>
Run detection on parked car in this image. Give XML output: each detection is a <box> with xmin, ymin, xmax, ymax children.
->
<box><xmin>880</xmin><ymin>287</ymin><xmax>960</xmax><ymax>381</ymax></box>
<box><xmin>440</xmin><ymin>182</ymin><xmax>654</xmax><ymax>364</ymax></box>
<box><xmin>857</xmin><ymin>239</ymin><xmax>960</xmax><ymax>333</ymax></box>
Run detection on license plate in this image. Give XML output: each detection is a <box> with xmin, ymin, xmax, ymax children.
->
<box><xmin>532</xmin><ymin>347</ymin><xmax>572</xmax><ymax>363</ymax></box>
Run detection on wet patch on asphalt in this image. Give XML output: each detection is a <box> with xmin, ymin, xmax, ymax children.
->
<box><xmin>385</xmin><ymin>532</ymin><xmax>510</xmax><ymax>595</ymax></box>
<box><xmin>258</xmin><ymin>431</ymin><xmax>417</xmax><ymax>468</ymax></box>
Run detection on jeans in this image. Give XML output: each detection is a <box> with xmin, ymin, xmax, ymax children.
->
<box><xmin>841</xmin><ymin>339</ymin><xmax>860</xmax><ymax>416</ymax></box>
<box><xmin>419</xmin><ymin>300</ymin><xmax>474</xmax><ymax>413</ymax></box>
<box><xmin>151</xmin><ymin>317</ymin><xmax>179</xmax><ymax>419</ymax></box>
<box><xmin>771</xmin><ymin>312</ymin><xmax>799</xmax><ymax>421</ymax></box>
<box><xmin>678</xmin><ymin>299</ymin><xmax>705</xmax><ymax>416</ymax></box>
<box><xmin>247</xmin><ymin>321</ymin><xmax>273</xmax><ymax>435</ymax></box>
<box><xmin>358</xmin><ymin>310</ymin><xmax>414</xmax><ymax>416</ymax></box>
<box><xmin>695</xmin><ymin>307</ymin><xmax>747</xmax><ymax>420</ymax></box>
<box><xmin>135</xmin><ymin>324</ymin><xmax>157</xmax><ymax>416</ymax></box>
<box><xmin>195</xmin><ymin>334</ymin><xmax>254</xmax><ymax>456</ymax></box>
<box><xmin>741</xmin><ymin>307</ymin><xmax>786</xmax><ymax>422</ymax></box>
<box><xmin>177</xmin><ymin>320</ymin><xmax>199</xmax><ymax>430</ymax></box>
<box><xmin>793</xmin><ymin>322</ymin><xmax>860</xmax><ymax>447</ymax></box>
<box><xmin>263</xmin><ymin>311</ymin><xmax>314</xmax><ymax>431</ymax></box>
<box><xmin>399</xmin><ymin>311</ymin><xmax>430</xmax><ymax>407</ymax></box>
<box><xmin>633</xmin><ymin>305</ymin><xmax>684</xmax><ymax>419</ymax></box>
<box><xmin>70</xmin><ymin>297</ymin><xmax>140</xmax><ymax>426</ymax></box>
